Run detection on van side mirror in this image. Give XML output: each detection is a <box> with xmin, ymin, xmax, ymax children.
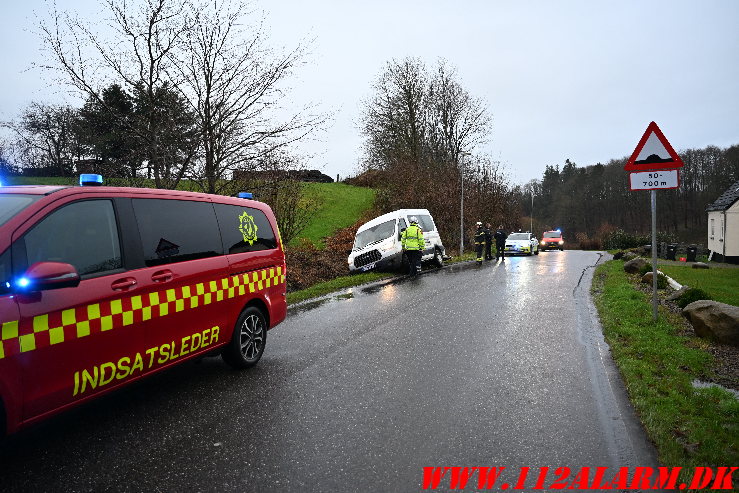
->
<box><xmin>18</xmin><ymin>262</ymin><xmax>81</xmax><ymax>292</ymax></box>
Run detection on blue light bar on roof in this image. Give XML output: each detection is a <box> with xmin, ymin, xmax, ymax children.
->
<box><xmin>79</xmin><ymin>174</ymin><xmax>104</xmax><ymax>186</ymax></box>
<box><xmin>238</xmin><ymin>192</ymin><xmax>253</xmax><ymax>199</ymax></box>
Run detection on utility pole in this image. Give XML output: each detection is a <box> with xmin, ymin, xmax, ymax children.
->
<box><xmin>530</xmin><ymin>191</ymin><xmax>534</xmax><ymax>233</ymax></box>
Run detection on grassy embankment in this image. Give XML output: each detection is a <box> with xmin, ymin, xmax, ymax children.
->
<box><xmin>292</xmin><ymin>182</ymin><xmax>375</xmax><ymax>248</ymax></box>
<box><xmin>592</xmin><ymin>260</ymin><xmax>738</xmax><ymax>471</ymax></box>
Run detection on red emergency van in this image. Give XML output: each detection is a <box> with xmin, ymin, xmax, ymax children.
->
<box><xmin>0</xmin><ymin>176</ymin><xmax>287</xmax><ymax>434</ymax></box>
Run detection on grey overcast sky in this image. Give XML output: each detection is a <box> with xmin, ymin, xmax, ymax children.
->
<box><xmin>2</xmin><ymin>1</ymin><xmax>738</xmax><ymax>185</ymax></box>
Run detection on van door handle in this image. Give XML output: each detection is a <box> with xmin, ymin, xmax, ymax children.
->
<box><xmin>151</xmin><ymin>270</ymin><xmax>174</xmax><ymax>283</ymax></box>
<box><xmin>111</xmin><ymin>277</ymin><xmax>137</xmax><ymax>291</ymax></box>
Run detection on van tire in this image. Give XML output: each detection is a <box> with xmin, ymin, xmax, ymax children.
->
<box><xmin>433</xmin><ymin>248</ymin><xmax>444</xmax><ymax>268</ymax></box>
<box><xmin>222</xmin><ymin>306</ymin><xmax>267</xmax><ymax>369</ymax></box>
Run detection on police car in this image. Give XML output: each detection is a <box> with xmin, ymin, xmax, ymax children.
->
<box><xmin>503</xmin><ymin>232</ymin><xmax>539</xmax><ymax>256</ymax></box>
<box><xmin>0</xmin><ymin>175</ymin><xmax>287</xmax><ymax>434</ymax></box>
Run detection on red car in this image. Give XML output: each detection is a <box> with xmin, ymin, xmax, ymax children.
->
<box><xmin>540</xmin><ymin>230</ymin><xmax>565</xmax><ymax>251</ymax></box>
<box><xmin>0</xmin><ymin>175</ymin><xmax>286</xmax><ymax>434</ymax></box>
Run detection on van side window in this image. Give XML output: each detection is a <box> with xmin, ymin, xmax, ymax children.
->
<box><xmin>214</xmin><ymin>204</ymin><xmax>277</xmax><ymax>254</ymax></box>
<box><xmin>417</xmin><ymin>215</ymin><xmax>435</xmax><ymax>232</ymax></box>
<box><xmin>398</xmin><ymin>218</ymin><xmax>407</xmax><ymax>231</ymax></box>
<box><xmin>23</xmin><ymin>200</ymin><xmax>122</xmax><ymax>276</ymax></box>
<box><xmin>0</xmin><ymin>249</ymin><xmax>10</xmax><ymax>296</ymax></box>
<box><xmin>133</xmin><ymin>199</ymin><xmax>222</xmax><ymax>267</ymax></box>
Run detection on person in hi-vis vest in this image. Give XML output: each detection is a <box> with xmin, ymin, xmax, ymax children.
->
<box><xmin>401</xmin><ymin>216</ymin><xmax>424</xmax><ymax>277</ymax></box>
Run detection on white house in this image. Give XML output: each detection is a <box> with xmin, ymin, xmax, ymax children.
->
<box><xmin>706</xmin><ymin>179</ymin><xmax>739</xmax><ymax>263</ymax></box>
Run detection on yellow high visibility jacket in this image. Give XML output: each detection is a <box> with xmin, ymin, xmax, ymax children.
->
<box><xmin>401</xmin><ymin>224</ymin><xmax>424</xmax><ymax>250</ymax></box>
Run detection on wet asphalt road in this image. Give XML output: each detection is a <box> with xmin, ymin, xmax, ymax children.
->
<box><xmin>0</xmin><ymin>250</ymin><xmax>657</xmax><ymax>492</ymax></box>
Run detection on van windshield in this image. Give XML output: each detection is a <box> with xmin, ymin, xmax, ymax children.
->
<box><xmin>0</xmin><ymin>194</ymin><xmax>41</xmax><ymax>227</ymax></box>
<box><xmin>354</xmin><ymin>220</ymin><xmax>396</xmax><ymax>250</ymax></box>
<box><xmin>543</xmin><ymin>231</ymin><xmax>561</xmax><ymax>238</ymax></box>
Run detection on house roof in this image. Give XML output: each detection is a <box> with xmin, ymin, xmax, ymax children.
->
<box><xmin>706</xmin><ymin>179</ymin><xmax>739</xmax><ymax>212</ymax></box>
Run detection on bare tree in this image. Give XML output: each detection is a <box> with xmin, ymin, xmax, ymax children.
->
<box><xmin>40</xmin><ymin>0</ymin><xmax>197</xmax><ymax>188</ymax></box>
<box><xmin>361</xmin><ymin>57</ymin><xmax>491</xmax><ymax>171</ymax></box>
<box><xmin>361</xmin><ymin>57</ymin><xmax>428</xmax><ymax>170</ymax></box>
<box><xmin>359</xmin><ymin>57</ymin><xmax>503</xmax><ymax>252</ymax></box>
<box><xmin>2</xmin><ymin>102</ymin><xmax>79</xmax><ymax>176</ymax></box>
<box><xmin>426</xmin><ymin>60</ymin><xmax>491</xmax><ymax>166</ymax></box>
<box><xmin>171</xmin><ymin>0</ymin><xmax>327</xmax><ymax>195</ymax></box>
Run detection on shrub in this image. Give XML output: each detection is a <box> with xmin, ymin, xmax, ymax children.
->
<box><xmin>602</xmin><ymin>229</ymin><xmax>677</xmax><ymax>250</ymax></box>
<box><xmin>676</xmin><ymin>288</ymin><xmax>713</xmax><ymax>309</ymax></box>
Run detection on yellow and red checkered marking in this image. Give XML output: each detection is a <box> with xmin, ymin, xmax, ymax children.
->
<box><xmin>0</xmin><ymin>266</ymin><xmax>285</xmax><ymax>360</ymax></box>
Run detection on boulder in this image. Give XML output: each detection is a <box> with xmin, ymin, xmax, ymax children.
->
<box><xmin>682</xmin><ymin>300</ymin><xmax>739</xmax><ymax>346</ymax></box>
<box><xmin>692</xmin><ymin>262</ymin><xmax>710</xmax><ymax>269</ymax></box>
<box><xmin>624</xmin><ymin>257</ymin><xmax>647</xmax><ymax>274</ymax></box>
<box><xmin>666</xmin><ymin>285</ymin><xmax>690</xmax><ymax>301</ymax></box>
<box><xmin>640</xmin><ymin>271</ymin><xmax>665</xmax><ymax>284</ymax></box>
<box><xmin>622</xmin><ymin>252</ymin><xmax>638</xmax><ymax>261</ymax></box>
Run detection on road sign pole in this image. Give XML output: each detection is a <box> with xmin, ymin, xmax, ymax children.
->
<box><xmin>651</xmin><ymin>189</ymin><xmax>658</xmax><ymax>321</ymax></box>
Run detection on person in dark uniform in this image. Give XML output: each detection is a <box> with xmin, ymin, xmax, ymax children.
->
<box><xmin>474</xmin><ymin>222</ymin><xmax>486</xmax><ymax>265</ymax></box>
<box><xmin>494</xmin><ymin>225</ymin><xmax>508</xmax><ymax>261</ymax></box>
<box><xmin>484</xmin><ymin>222</ymin><xmax>494</xmax><ymax>261</ymax></box>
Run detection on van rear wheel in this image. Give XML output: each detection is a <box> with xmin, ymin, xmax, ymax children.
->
<box><xmin>223</xmin><ymin>306</ymin><xmax>267</xmax><ymax>369</ymax></box>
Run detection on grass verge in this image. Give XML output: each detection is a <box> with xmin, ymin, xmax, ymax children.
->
<box><xmin>659</xmin><ymin>265</ymin><xmax>739</xmax><ymax>306</ymax></box>
<box><xmin>286</xmin><ymin>271</ymin><xmax>392</xmax><ymax>305</ymax></box>
<box><xmin>592</xmin><ymin>260</ymin><xmax>738</xmax><ymax>471</ymax></box>
<box><xmin>293</xmin><ymin>183</ymin><xmax>375</xmax><ymax>248</ymax></box>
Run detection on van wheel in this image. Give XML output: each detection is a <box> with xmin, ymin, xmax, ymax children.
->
<box><xmin>433</xmin><ymin>248</ymin><xmax>444</xmax><ymax>268</ymax></box>
<box><xmin>223</xmin><ymin>306</ymin><xmax>267</xmax><ymax>369</ymax></box>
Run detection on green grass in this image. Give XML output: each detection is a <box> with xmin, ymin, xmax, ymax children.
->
<box><xmin>292</xmin><ymin>182</ymin><xmax>375</xmax><ymax>248</ymax></box>
<box><xmin>592</xmin><ymin>260</ymin><xmax>739</xmax><ymax>471</ymax></box>
<box><xmin>659</xmin><ymin>265</ymin><xmax>739</xmax><ymax>306</ymax></box>
<box><xmin>286</xmin><ymin>271</ymin><xmax>392</xmax><ymax>305</ymax></box>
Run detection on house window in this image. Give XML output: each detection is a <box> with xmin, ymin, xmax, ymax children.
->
<box><xmin>711</xmin><ymin>218</ymin><xmax>714</xmax><ymax>237</ymax></box>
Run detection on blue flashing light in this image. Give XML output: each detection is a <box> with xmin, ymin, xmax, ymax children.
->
<box><xmin>17</xmin><ymin>277</ymin><xmax>30</xmax><ymax>288</ymax></box>
<box><xmin>556</xmin><ymin>228</ymin><xmax>562</xmax><ymax>232</ymax></box>
<box><xmin>238</xmin><ymin>192</ymin><xmax>253</xmax><ymax>199</ymax></box>
<box><xmin>0</xmin><ymin>178</ymin><xmax>3</xmax><ymax>187</ymax></box>
<box><xmin>79</xmin><ymin>174</ymin><xmax>104</xmax><ymax>186</ymax></box>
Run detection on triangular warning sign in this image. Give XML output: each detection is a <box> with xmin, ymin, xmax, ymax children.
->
<box><xmin>624</xmin><ymin>121</ymin><xmax>684</xmax><ymax>171</ymax></box>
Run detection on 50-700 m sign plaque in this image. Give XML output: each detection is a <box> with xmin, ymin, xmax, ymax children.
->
<box><xmin>629</xmin><ymin>169</ymin><xmax>679</xmax><ymax>191</ymax></box>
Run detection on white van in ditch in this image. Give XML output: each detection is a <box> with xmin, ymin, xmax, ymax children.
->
<box><xmin>348</xmin><ymin>209</ymin><xmax>446</xmax><ymax>273</ymax></box>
